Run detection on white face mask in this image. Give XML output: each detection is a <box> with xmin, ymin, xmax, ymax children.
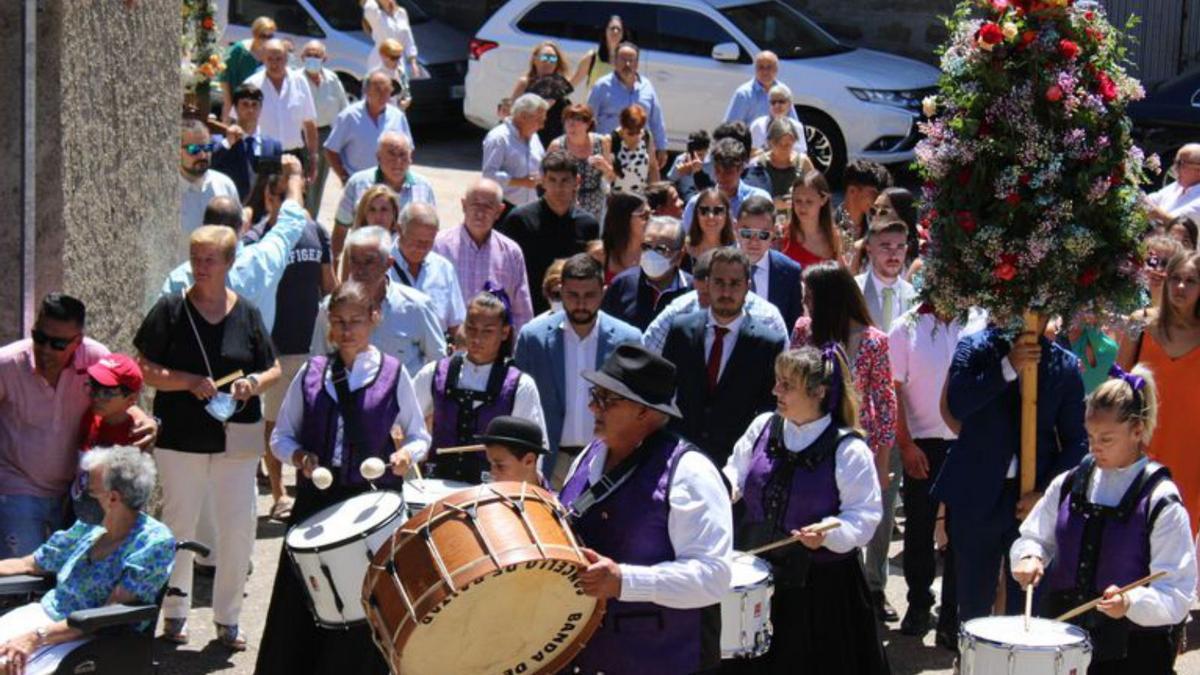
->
<box><xmin>303</xmin><ymin>57</ymin><xmax>323</xmax><ymax>74</ymax></box>
<box><xmin>549</xmin><ymin>300</ymin><xmax>563</xmax><ymax>314</ymax></box>
<box><xmin>639</xmin><ymin>250</ymin><xmax>674</xmax><ymax>279</ymax></box>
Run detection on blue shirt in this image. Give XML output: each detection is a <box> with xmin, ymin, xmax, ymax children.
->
<box><xmin>388</xmin><ymin>247</ymin><xmax>467</xmax><ymax>330</ymax></box>
<box><xmin>335</xmin><ymin>167</ymin><xmax>436</xmax><ymax>226</ymax></box>
<box><xmin>323</xmin><ymin>101</ymin><xmax>413</xmax><ymax>176</ymax></box>
<box><xmin>162</xmin><ymin>200</ymin><xmax>308</xmax><ymax>331</ymax></box>
<box><xmin>681</xmin><ymin>180</ymin><xmax>772</xmax><ymax>226</ymax></box>
<box><xmin>481</xmin><ymin>120</ymin><xmax>545</xmax><ymax>206</ymax></box>
<box><xmin>34</xmin><ymin>513</ymin><xmax>175</xmax><ymax>628</ymax></box>
<box><xmin>723</xmin><ymin>78</ymin><xmax>800</xmax><ymax>127</ymax></box>
<box><xmin>642</xmin><ymin>289</ymin><xmax>786</xmax><ymax>353</ymax></box>
<box><xmin>586</xmin><ymin>73</ymin><xmax>668</xmax><ymax>151</ymax></box>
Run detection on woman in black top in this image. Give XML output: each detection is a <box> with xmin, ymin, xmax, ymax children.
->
<box><xmin>511</xmin><ymin>41</ymin><xmax>574</xmax><ymax>148</ymax></box>
<box><xmin>135</xmin><ymin>224</ymin><xmax>280</xmax><ymax>651</ymax></box>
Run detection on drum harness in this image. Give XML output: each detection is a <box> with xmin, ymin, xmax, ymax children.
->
<box><xmin>565</xmin><ymin>439</ymin><xmax>657</xmax><ymax>523</ymax></box>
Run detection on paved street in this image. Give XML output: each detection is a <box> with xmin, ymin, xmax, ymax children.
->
<box><xmin>154</xmin><ymin>122</ymin><xmax>1200</xmax><ymax>674</ymax></box>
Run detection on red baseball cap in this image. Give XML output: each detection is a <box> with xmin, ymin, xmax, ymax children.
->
<box><xmin>87</xmin><ymin>354</ymin><xmax>143</xmax><ymax>393</ymax></box>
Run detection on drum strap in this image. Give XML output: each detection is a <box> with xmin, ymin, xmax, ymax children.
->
<box><xmin>328</xmin><ymin>354</ymin><xmax>369</xmax><ymax>463</ymax></box>
<box><xmin>566</xmin><ymin>440</ymin><xmax>656</xmax><ymax>521</ymax></box>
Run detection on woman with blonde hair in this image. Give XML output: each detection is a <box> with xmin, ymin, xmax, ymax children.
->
<box><xmin>351</xmin><ymin>184</ymin><xmax>401</xmax><ymax>232</ymax></box>
<box><xmin>511</xmin><ymin>41</ymin><xmax>574</xmax><ymax>146</ymax></box>
<box><xmin>221</xmin><ymin>16</ymin><xmax>276</xmax><ymax>121</ymax></box>
<box><xmin>362</xmin><ymin>0</ymin><xmax>420</xmax><ymax>78</ymax></box>
<box><xmin>723</xmin><ymin>346</ymin><xmax>888</xmax><ymax>673</ymax></box>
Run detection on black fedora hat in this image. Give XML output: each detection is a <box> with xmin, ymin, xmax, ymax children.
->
<box><xmin>581</xmin><ymin>342</ymin><xmax>681</xmax><ymax>418</ymax></box>
<box><xmin>476</xmin><ymin>415</ymin><xmax>546</xmax><ymax>454</ymax></box>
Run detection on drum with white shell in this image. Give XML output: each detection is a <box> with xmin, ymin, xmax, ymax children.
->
<box><xmin>959</xmin><ymin>616</ymin><xmax>1092</xmax><ymax>674</ymax></box>
<box><xmin>720</xmin><ymin>551</ymin><xmax>774</xmax><ymax>659</ymax></box>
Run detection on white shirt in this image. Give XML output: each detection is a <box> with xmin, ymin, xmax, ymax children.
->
<box><xmin>1010</xmin><ymin>459</ymin><xmax>1197</xmax><ymax>627</ymax></box>
<box><xmin>363</xmin><ymin>0</ymin><xmax>418</xmax><ymax>73</ymax></box>
<box><xmin>245</xmin><ymin>68</ymin><xmax>318</xmax><ymax>150</ymax></box>
<box><xmin>724</xmin><ymin>413</ymin><xmax>882</xmax><ymax>553</ymax></box>
<box><xmin>704</xmin><ymin>311</ymin><xmax>744</xmax><ymax>381</ymax></box>
<box><xmin>751</xmin><ymin>254</ymin><xmax>770</xmax><ymax>300</ymax></box>
<box><xmin>560</xmin><ymin>319</ymin><xmax>599</xmax><ymax>448</ymax></box>
<box><xmin>642</xmin><ymin>290</ymin><xmax>786</xmax><ymax>354</ymax></box>
<box><xmin>565</xmin><ymin>440</ymin><xmax>733</xmax><ymax>608</ymax></box>
<box><xmin>887</xmin><ymin>308</ymin><xmax>988</xmax><ymax>440</ymax></box>
<box><xmin>1148</xmin><ymin>181</ymin><xmax>1200</xmax><ymax>221</ymax></box>
<box><xmin>311</xmin><ymin>281</ymin><xmax>447</xmax><ymax>378</ymax></box>
<box><xmin>303</xmin><ymin>67</ymin><xmax>349</xmax><ymax>128</ymax></box>
<box><xmin>178</xmin><ymin>170</ymin><xmax>239</xmax><ymax>261</ymax></box>
<box><xmin>412</xmin><ymin>358</ymin><xmax>548</xmax><ymax>457</ymax></box>
<box><xmin>271</xmin><ymin>346</ymin><xmax>430</xmax><ymax>467</ymax></box>
<box><xmin>749</xmin><ymin>115</ymin><xmax>807</xmax><ymax>154</ymax></box>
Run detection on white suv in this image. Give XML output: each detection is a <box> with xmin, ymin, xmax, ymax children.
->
<box><xmin>463</xmin><ymin>0</ymin><xmax>940</xmax><ymax>178</ymax></box>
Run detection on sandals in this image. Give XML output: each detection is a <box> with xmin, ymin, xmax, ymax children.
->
<box><xmin>269</xmin><ymin>497</ymin><xmax>294</xmax><ymax>522</ymax></box>
<box><xmin>161</xmin><ymin>618</ymin><xmax>189</xmax><ymax>644</ymax></box>
<box><xmin>215</xmin><ymin>623</ymin><xmax>247</xmax><ymax>651</ymax></box>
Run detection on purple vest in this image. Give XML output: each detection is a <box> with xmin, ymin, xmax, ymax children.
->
<box><xmin>559</xmin><ymin>430</ymin><xmax>719</xmax><ymax>674</ymax></box>
<box><xmin>428</xmin><ymin>355</ymin><xmax>521</xmax><ymax>482</ymax></box>
<box><xmin>739</xmin><ymin>416</ymin><xmax>856</xmax><ymax>564</ymax></box>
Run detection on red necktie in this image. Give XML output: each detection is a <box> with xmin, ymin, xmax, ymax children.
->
<box><xmin>707</xmin><ymin>326</ymin><xmax>730</xmax><ymax>392</ymax></box>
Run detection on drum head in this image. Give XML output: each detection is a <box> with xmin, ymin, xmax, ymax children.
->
<box><xmin>963</xmin><ymin>616</ymin><xmax>1090</xmax><ymax>648</ymax></box>
<box><xmin>729</xmin><ymin>552</ymin><xmax>771</xmax><ymax>588</ymax></box>
<box><xmin>403</xmin><ymin>479</ymin><xmax>475</xmax><ymax>511</ymax></box>
<box><xmin>287</xmin><ymin>490</ymin><xmax>404</xmax><ymax>550</ymax></box>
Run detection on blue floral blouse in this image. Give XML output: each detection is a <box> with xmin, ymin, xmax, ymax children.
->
<box><xmin>33</xmin><ymin>513</ymin><xmax>175</xmax><ymax>626</ymax></box>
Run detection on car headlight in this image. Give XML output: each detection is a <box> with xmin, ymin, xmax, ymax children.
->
<box><xmin>847</xmin><ymin>87</ymin><xmax>929</xmax><ymax>112</ymax></box>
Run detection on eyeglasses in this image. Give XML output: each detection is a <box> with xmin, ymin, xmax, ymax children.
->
<box><xmin>31</xmin><ymin>329</ymin><xmax>77</xmax><ymax>351</ymax></box>
<box><xmin>640</xmin><ymin>242</ymin><xmax>678</xmax><ymax>256</ymax></box>
<box><xmin>182</xmin><ymin>142</ymin><xmax>218</xmax><ymax>156</ymax></box>
<box><xmin>869</xmin><ymin>205</ymin><xmax>897</xmax><ymax>218</ymax></box>
<box><xmin>87</xmin><ymin>379</ymin><xmax>129</xmax><ymax>400</ymax></box>
<box><xmin>588</xmin><ymin>387</ymin><xmax>626</xmax><ymax>410</ymax></box>
<box><xmin>537</xmin><ymin>53</ymin><xmax>559</xmax><ymax>63</ymax></box>
<box><xmin>697</xmin><ymin>205</ymin><xmax>727</xmax><ymax>217</ymax></box>
<box><xmin>737</xmin><ymin>228</ymin><xmax>773</xmax><ymax>241</ymax></box>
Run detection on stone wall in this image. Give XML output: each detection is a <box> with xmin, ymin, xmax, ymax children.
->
<box><xmin>0</xmin><ymin>0</ymin><xmax>180</xmax><ymax>351</ymax></box>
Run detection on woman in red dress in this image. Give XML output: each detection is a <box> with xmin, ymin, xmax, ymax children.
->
<box><xmin>780</xmin><ymin>171</ymin><xmax>842</xmax><ymax>269</ymax></box>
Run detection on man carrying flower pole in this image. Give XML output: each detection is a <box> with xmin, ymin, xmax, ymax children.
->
<box><xmin>918</xmin><ymin>0</ymin><xmax>1151</xmax><ymax>632</ymax></box>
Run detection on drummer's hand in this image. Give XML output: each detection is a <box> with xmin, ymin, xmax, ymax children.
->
<box><xmin>389</xmin><ymin>448</ymin><xmax>412</xmax><ymax>476</ymax></box>
<box><xmin>1016</xmin><ymin>491</ymin><xmax>1042</xmax><ymax>520</ymax></box>
<box><xmin>1097</xmin><ymin>585</ymin><xmax>1131</xmax><ymax>619</ymax></box>
<box><xmin>793</xmin><ymin>527</ymin><xmax>825</xmax><ymax>551</ymax></box>
<box><xmin>292</xmin><ymin>451</ymin><xmax>319</xmax><ymax>479</ymax></box>
<box><xmin>579</xmin><ymin>548</ymin><xmax>622</xmax><ymax>599</ymax></box>
<box><xmin>1012</xmin><ymin>555</ymin><xmax>1044</xmax><ymax>589</ymax></box>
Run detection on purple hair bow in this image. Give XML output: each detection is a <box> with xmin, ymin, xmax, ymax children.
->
<box><xmin>1108</xmin><ymin>363</ymin><xmax>1145</xmax><ymax>398</ymax></box>
<box><xmin>821</xmin><ymin>342</ymin><xmax>847</xmax><ymax>415</ymax></box>
<box><xmin>482</xmin><ymin>281</ymin><xmax>513</xmax><ymax>324</ymax></box>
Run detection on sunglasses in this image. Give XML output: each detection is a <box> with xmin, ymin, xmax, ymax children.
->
<box><xmin>697</xmin><ymin>205</ymin><xmax>727</xmax><ymax>217</ymax></box>
<box><xmin>737</xmin><ymin>228</ymin><xmax>773</xmax><ymax>241</ymax></box>
<box><xmin>640</xmin><ymin>242</ymin><xmax>677</xmax><ymax>256</ymax></box>
<box><xmin>1146</xmin><ymin>255</ymin><xmax>1168</xmax><ymax>271</ymax></box>
<box><xmin>869</xmin><ymin>205</ymin><xmax>897</xmax><ymax>218</ymax></box>
<box><xmin>769</xmin><ymin>99</ymin><xmax>790</xmax><ymax>105</ymax></box>
<box><xmin>182</xmin><ymin>142</ymin><xmax>218</xmax><ymax>156</ymax></box>
<box><xmin>88</xmin><ymin>379</ymin><xmax>129</xmax><ymax>400</ymax></box>
<box><xmin>537</xmin><ymin>53</ymin><xmax>559</xmax><ymax>63</ymax></box>
<box><xmin>588</xmin><ymin>387</ymin><xmax>626</xmax><ymax>410</ymax></box>
<box><xmin>31</xmin><ymin>329</ymin><xmax>77</xmax><ymax>351</ymax></box>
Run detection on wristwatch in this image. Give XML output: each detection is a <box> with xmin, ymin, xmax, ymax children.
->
<box><xmin>34</xmin><ymin>626</ymin><xmax>48</xmax><ymax>646</ymax></box>
<box><xmin>246</xmin><ymin>373</ymin><xmax>260</xmax><ymax>392</ymax></box>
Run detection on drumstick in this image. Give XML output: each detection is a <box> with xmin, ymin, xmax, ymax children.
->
<box><xmin>1053</xmin><ymin>571</ymin><xmax>1166</xmax><ymax>622</ymax></box>
<box><xmin>409</xmin><ymin>460</ymin><xmax>426</xmax><ymax>490</ymax></box>
<box><xmin>436</xmin><ymin>444</ymin><xmax>486</xmax><ymax>455</ymax></box>
<box><xmin>213</xmin><ymin>370</ymin><xmax>245</xmax><ymax>388</ymax></box>
<box><xmin>746</xmin><ymin>521</ymin><xmax>841</xmax><ymax>556</ymax></box>
<box><xmin>1023</xmin><ymin>584</ymin><xmax>1033</xmax><ymax>631</ymax></box>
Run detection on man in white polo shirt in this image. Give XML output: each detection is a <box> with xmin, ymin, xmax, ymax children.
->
<box><xmin>1146</xmin><ymin>143</ymin><xmax>1200</xmax><ymax>225</ymax></box>
<box><xmin>245</xmin><ymin>39</ymin><xmax>319</xmax><ymax>184</ymax></box>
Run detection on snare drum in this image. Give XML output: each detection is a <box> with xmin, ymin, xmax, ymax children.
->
<box><xmin>285</xmin><ymin>490</ymin><xmax>406</xmax><ymax>628</ymax></box>
<box><xmin>720</xmin><ymin>552</ymin><xmax>774</xmax><ymax>659</ymax></box>
<box><xmin>960</xmin><ymin>616</ymin><xmax>1092</xmax><ymax>674</ymax></box>
<box><xmin>402</xmin><ymin>478</ymin><xmax>474</xmax><ymax>519</ymax></box>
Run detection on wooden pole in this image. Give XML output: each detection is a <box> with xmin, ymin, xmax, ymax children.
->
<box><xmin>1019</xmin><ymin>310</ymin><xmax>1041</xmax><ymax>495</ymax></box>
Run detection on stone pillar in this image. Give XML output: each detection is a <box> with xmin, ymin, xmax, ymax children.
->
<box><xmin>0</xmin><ymin>0</ymin><xmax>179</xmax><ymax>351</ymax></box>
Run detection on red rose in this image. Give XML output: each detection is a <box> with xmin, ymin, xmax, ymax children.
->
<box><xmin>1021</xmin><ymin>30</ymin><xmax>1038</xmax><ymax>46</ymax></box>
<box><xmin>201</xmin><ymin>16</ymin><xmax>215</xmax><ymax>30</ymax></box>
<box><xmin>994</xmin><ymin>254</ymin><xmax>1019</xmax><ymax>282</ymax></box>
<box><xmin>1084</xmin><ymin>10</ymin><xmax>1095</xmax><ymax>20</ymax></box>
<box><xmin>1019</xmin><ymin>173</ymin><xmax>1032</xmax><ymax>186</ymax></box>
<box><xmin>955</xmin><ymin>211</ymin><xmax>977</xmax><ymax>234</ymax></box>
<box><xmin>979</xmin><ymin>22</ymin><xmax>1005</xmax><ymax>45</ymax></box>
<box><xmin>1045</xmin><ymin>85</ymin><xmax>1064</xmax><ymax>102</ymax></box>
<box><xmin>1096</xmin><ymin>72</ymin><xmax>1118</xmax><ymax>101</ymax></box>
<box><xmin>1085</xmin><ymin>26</ymin><xmax>1103</xmax><ymax>42</ymax></box>
<box><xmin>1005</xmin><ymin>192</ymin><xmax>1021</xmax><ymax>206</ymax></box>
<box><xmin>1057</xmin><ymin>39</ymin><xmax>1079</xmax><ymax>60</ymax></box>
<box><xmin>1078</xmin><ymin>268</ymin><xmax>1099</xmax><ymax>287</ymax></box>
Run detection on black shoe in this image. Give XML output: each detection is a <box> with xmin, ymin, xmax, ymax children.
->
<box><xmin>871</xmin><ymin>591</ymin><xmax>899</xmax><ymax>623</ymax></box>
<box><xmin>935</xmin><ymin>625</ymin><xmax>958</xmax><ymax>652</ymax></box>
<box><xmin>900</xmin><ymin>608</ymin><xmax>933</xmax><ymax>636</ymax></box>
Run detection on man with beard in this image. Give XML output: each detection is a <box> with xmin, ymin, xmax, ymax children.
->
<box><xmin>661</xmin><ymin>246</ymin><xmax>784</xmax><ymax>467</ymax></box>
<box><xmin>514</xmin><ymin>253</ymin><xmax>640</xmax><ymax>487</ymax></box>
<box><xmin>180</xmin><ymin>119</ymin><xmax>239</xmax><ymax>261</ymax></box>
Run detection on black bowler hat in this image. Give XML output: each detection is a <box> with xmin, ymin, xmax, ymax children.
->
<box><xmin>581</xmin><ymin>342</ymin><xmax>681</xmax><ymax>418</ymax></box>
<box><xmin>476</xmin><ymin>416</ymin><xmax>547</xmax><ymax>454</ymax></box>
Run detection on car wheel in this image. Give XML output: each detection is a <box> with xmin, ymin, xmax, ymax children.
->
<box><xmin>338</xmin><ymin>72</ymin><xmax>362</xmax><ymax>105</ymax></box>
<box><xmin>796</xmin><ymin>108</ymin><xmax>846</xmax><ymax>182</ymax></box>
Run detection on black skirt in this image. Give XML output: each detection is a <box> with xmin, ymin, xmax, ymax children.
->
<box><xmin>253</xmin><ymin>481</ymin><xmax>390</xmax><ymax>675</ymax></box>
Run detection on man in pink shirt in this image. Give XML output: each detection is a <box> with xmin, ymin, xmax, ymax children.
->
<box><xmin>0</xmin><ymin>294</ymin><xmax>157</xmax><ymax>555</ymax></box>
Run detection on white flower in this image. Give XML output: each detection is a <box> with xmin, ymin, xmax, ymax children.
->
<box><xmin>922</xmin><ymin>95</ymin><xmax>939</xmax><ymax>118</ymax></box>
<box><xmin>1002</xmin><ymin>22</ymin><xmax>1019</xmax><ymax>40</ymax></box>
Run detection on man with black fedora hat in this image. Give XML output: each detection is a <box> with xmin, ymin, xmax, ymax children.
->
<box><xmin>477</xmin><ymin>415</ymin><xmax>549</xmax><ymax>488</ymax></box>
<box><xmin>559</xmin><ymin>343</ymin><xmax>733</xmax><ymax>675</ymax></box>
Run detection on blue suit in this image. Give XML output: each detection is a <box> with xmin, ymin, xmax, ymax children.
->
<box><xmin>212</xmin><ymin>134</ymin><xmax>283</xmax><ymax>201</ymax></box>
<box><xmin>763</xmin><ymin>250</ymin><xmax>805</xmax><ymax>330</ymax></box>
<box><xmin>513</xmin><ymin>311</ymin><xmax>641</xmax><ymax>470</ymax></box>
<box><xmin>600</xmin><ymin>267</ymin><xmax>691</xmax><ymax>331</ymax></box>
<box><xmin>933</xmin><ymin>328</ymin><xmax>1087</xmax><ymax>624</ymax></box>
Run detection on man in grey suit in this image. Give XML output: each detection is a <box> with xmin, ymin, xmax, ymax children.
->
<box><xmin>514</xmin><ymin>253</ymin><xmax>641</xmax><ymax>487</ymax></box>
<box><xmin>856</xmin><ymin>218</ymin><xmax>917</xmax><ymax>623</ymax></box>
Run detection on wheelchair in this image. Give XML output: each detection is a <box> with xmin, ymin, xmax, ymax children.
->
<box><xmin>0</xmin><ymin>540</ymin><xmax>209</xmax><ymax>675</ymax></box>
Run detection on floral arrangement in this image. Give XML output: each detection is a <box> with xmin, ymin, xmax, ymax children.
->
<box><xmin>916</xmin><ymin>0</ymin><xmax>1155</xmax><ymax>327</ymax></box>
<box><xmin>181</xmin><ymin>0</ymin><xmax>224</xmax><ymax>93</ymax></box>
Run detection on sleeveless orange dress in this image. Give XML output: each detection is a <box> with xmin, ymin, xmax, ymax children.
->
<box><xmin>1140</xmin><ymin>330</ymin><xmax>1200</xmax><ymax>534</ymax></box>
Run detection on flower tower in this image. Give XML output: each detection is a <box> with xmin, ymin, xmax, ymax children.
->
<box><xmin>181</xmin><ymin>0</ymin><xmax>224</xmax><ymax>115</ymax></box>
<box><xmin>916</xmin><ymin>0</ymin><xmax>1153</xmax><ymax>492</ymax></box>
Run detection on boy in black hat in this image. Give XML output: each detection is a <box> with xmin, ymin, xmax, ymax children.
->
<box><xmin>478</xmin><ymin>415</ymin><xmax>548</xmax><ymax>487</ymax></box>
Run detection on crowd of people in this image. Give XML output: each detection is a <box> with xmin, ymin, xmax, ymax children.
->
<box><xmin>0</xmin><ymin>7</ymin><xmax>1199</xmax><ymax>675</ymax></box>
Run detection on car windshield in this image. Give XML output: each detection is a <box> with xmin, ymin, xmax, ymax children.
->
<box><xmin>309</xmin><ymin>0</ymin><xmax>429</xmax><ymax>32</ymax></box>
<box><xmin>719</xmin><ymin>1</ymin><xmax>849</xmax><ymax>59</ymax></box>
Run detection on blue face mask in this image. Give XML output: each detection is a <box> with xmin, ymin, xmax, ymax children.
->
<box><xmin>303</xmin><ymin>57</ymin><xmax>323</xmax><ymax>74</ymax></box>
<box><xmin>204</xmin><ymin>392</ymin><xmax>239</xmax><ymax>423</ymax></box>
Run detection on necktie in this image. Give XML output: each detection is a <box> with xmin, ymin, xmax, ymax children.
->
<box><xmin>707</xmin><ymin>326</ymin><xmax>730</xmax><ymax>392</ymax></box>
<box><xmin>881</xmin><ymin>287</ymin><xmax>895</xmax><ymax>332</ymax></box>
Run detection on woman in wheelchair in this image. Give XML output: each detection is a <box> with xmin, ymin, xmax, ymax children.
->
<box><xmin>0</xmin><ymin>446</ymin><xmax>175</xmax><ymax>675</ymax></box>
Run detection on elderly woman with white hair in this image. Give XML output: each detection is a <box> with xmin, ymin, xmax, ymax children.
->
<box><xmin>482</xmin><ymin>92</ymin><xmax>549</xmax><ymax>209</ymax></box>
<box><xmin>749</xmin><ymin>83</ymin><xmax>807</xmax><ymax>156</ymax></box>
<box><xmin>0</xmin><ymin>446</ymin><xmax>175</xmax><ymax>675</ymax></box>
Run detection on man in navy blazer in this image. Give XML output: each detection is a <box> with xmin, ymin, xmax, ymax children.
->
<box><xmin>212</xmin><ymin>83</ymin><xmax>284</xmax><ymax>202</ymax></box>
<box><xmin>933</xmin><ymin>321</ymin><xmax>1087</xmax><ymax>625</ymax></box>
<box><xmin>661</xmin><ymin>246</ymin><xmax>784</xmax><ymax>467</ymax></box>
<box><xmin>601</xmin><ymin>215</ymin><xmax>692</xmax><ymax>330</ymax></box>
<box><xmin>514</xmin><ymin>254</ymin><xmax>641</xmax><ymax>486</ymax></box>
<box><xmin>734</xmin><ymin>195</ymin><xmax>804</xmax><ymax>329</ymax></box>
